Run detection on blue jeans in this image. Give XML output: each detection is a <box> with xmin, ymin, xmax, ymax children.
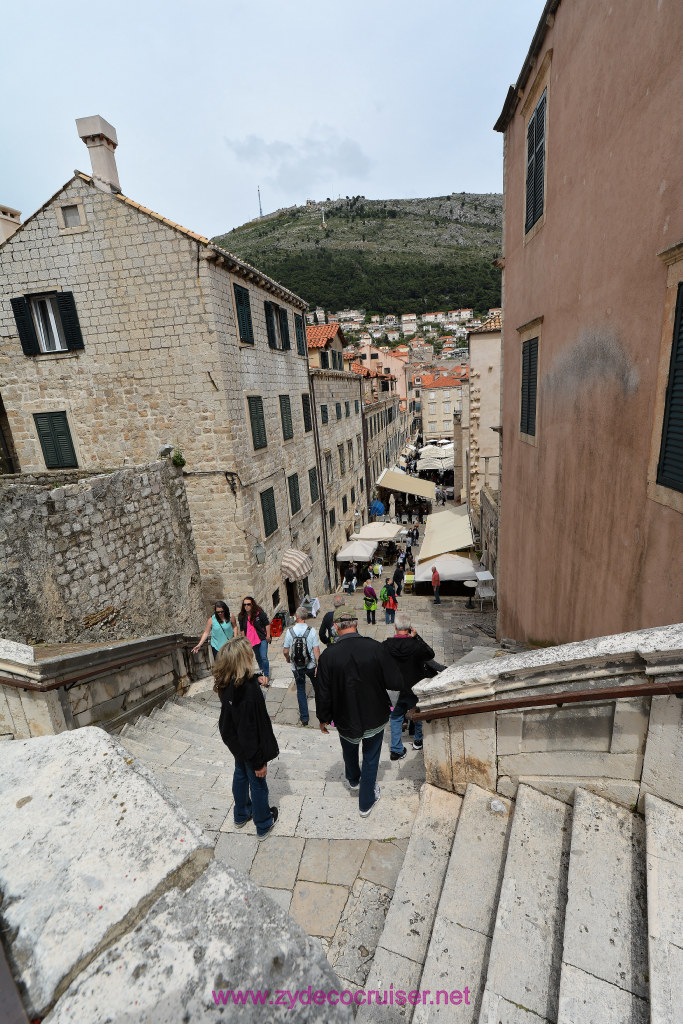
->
<box><xmin>253</xmin><ymin>639</ymin><xmax>270</xmax><ymax>678</ymax></box>
<box><xmin>390</xmin><ymin>701</ymin><xmax>422</xmax><ymax>754</ymax></box>
<box><xmin>385</xmin><ymin>608</ymin><xmax>396</xmax><ymax>624</ymax></box>
<box><xmin>293</xmin><ymin>665</ymin><xmax>316</xmax><ymax>723</ymax></box>
<box><xmin>339</xmin><ymin>728</ymin><xmax>385</xmax><ymax>812</ymax></box>
<box><xmin>232</xmin><ymin>758</ymin><xmax>273</xmax><ymax>836</ymax></box>
<box><xmin>433</xmin><ymin>586</ymin><xmax>441</xmax><ymax>604</ymax></box>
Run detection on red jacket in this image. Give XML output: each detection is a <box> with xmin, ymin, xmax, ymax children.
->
<box><xmin>431</xmin><ymin>569</ymin><xmax>440</xmax><ymax>588</ymax></box>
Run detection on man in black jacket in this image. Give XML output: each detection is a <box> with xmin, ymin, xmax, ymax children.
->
<box><xmin>316</xmin><ymin>608</ymin><xmax>394</xmax><ymax>817</ymax></box>
<box><xmin>319</xmin><ymin>595</ymin><xmax>346</xmax><ymax>646</ymax></box>
<box><xmin>382</xmin><ymin>612</ymin><xmax>434</xmax><ymax>760</ymax></box>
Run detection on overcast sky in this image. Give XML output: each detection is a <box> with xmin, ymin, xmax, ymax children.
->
<box><xmin>2</xmin><ymin>0</ymin><xmax>543</xmax><ymax>238</ymax></box>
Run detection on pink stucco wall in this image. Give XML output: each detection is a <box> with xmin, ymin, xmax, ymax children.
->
<box><xmin>498</xmin><ymin>0</ymin><xmax>683</xmax><ymax>643</ymax></box>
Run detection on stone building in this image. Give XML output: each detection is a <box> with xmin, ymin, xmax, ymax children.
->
<box><xmin>0</xmin><ymin>117</ymin><xmax>326</xmax><ymax>622</ymax></box>
<box><xmin>419</xmin><ymin>368</ymin><xmax>469</xmax><ymax>442</ymax></box>
<box><xmin>352</xmin><ymin>362</ymin><xmax>409</xmax><ymax>492</ymax></box>
<box><xmin>494</xmin><ymin>0</ymin><xmax>683</xmax><ymax>643</ymax></box>
<box><xmin>353</xmin><ymin>342</ymin><xmax>410</xmax><ymax>402</ymax></box>
<box><xmin>306</xmin><ymin>324</ymin><xmax>367</xmax><ymax>584</ymax></box>
<box><xmin>465</xmin><ymin>312</ymin><xmax>502</xmax><ymax>508</ymax></box>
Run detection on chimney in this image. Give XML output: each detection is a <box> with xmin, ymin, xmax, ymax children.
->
<box><xmin>0</xmin><ymin>205</ymin><xmax>21</xmax><ymax>243</ymax></box>
<box><xmin>75</xmin><ymin>115</ymin><xmax>120</xmax><ymax>192</ymax></box>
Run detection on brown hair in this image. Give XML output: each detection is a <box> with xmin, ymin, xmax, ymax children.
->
<box><xmin>239</xmin><ymin>596</ymin><xmax>261</xmax><ymax>622</ymax></box>
<box><xmin>213</xmin><ymin>636</ymin><xmax>257</xmax><ymax>692</ymax></box>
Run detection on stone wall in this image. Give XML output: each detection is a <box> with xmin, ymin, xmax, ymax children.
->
<box><xmin>480</xmin><ymin>485</ymin><xmax>499</xmax><ymax>580</ymax></box>
<box><xmin>0</xmin><ymin>460</ymin><xmax>203</xmax><ymax>644</ymax></box>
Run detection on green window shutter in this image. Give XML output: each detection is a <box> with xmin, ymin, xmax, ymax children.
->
<box><xmin>33</xmin><ymin>412</ymin><xmax>78</xmax><ymax>468</ymax></box>
<box><xmin>11</xmin><ymin>297</ymin><xmax>40</xmax><ymax>356</ymax></box>
<box><xmin>321</xmin><ymin>404</ymin><xmax>328</xmax><ymax>424</ymax></box>
<box><xmin>288</xmin><ymin>473</ymin><xmax>301</xmax><ymax>514</ymax></box>
<box><xmin>234</xmin><ymin>284</ymin><xmax>254</xmax><ymax>344</ymax></box>
<box><xmin>279</xmin><ymin>307</ymin><xmax>291</xmax><ymax>350</ymax></box>
<box><xmin>309</xmin><ymin>466</ymin><xmax>319</xmax><ymax>503</ymax></box>
<box><xmin>320</xmin><ymin>351</ymin><xmax>329</xmax><ymax>369</ymax></box>
<box><xmin>657</xmin><ymin>282</ymin><xmax>683</xmax><ymax>492</ymax></box>
<box><xmin>264</xmin><ymin>302</ymin><xmax>278</xmax><ymax>348</ymax></box>
<box><xmin>295</xmin><ymin>314</ymin><xmax>306</xmax><ymax>355</ymax></box>
<box><xmin>336</xmin><ymin>402</ymin><xmax>342</xmax><ymax>420</ymax></box>
<box><xmin>248</xmin><ymin>395</ymin><xmax>268</xmax><ymax>449</ymax></box>
<box><xmin>55</xmin><ymin>292</ymin><xmax>85</xmax><ymax>351</ymax></box>
<box><xmin>302</xmin><ymin>393</ymin><xmax>312</xmax><ymax>432</ymax></box>
<box><xmin>520</xmin><ymin>338</ymin><xmax>539</xmax><ymax>436</ymax></box>
<box><xmin>279</xmin><ymin>394</ymin><xmax>293</xmax><ymax>440</ymax></box>
<box><xmin>345</xmin><ymin>401</ymin><xmax>350</xmax><ymax>417</ymax></box>
<box><xmin>355</xmin><ymin>400</ymin><xmax>359</xmax><ymax>414</ymax></box>
<box><xmin>260</xmin><ymin>487</ymin><xmax>278</xmax><ymax>537</ymax></box>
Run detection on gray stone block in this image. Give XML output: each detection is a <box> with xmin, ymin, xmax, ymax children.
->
<box><xmin>645</xmin><ymin>793</ymin><xmax>683</xmax><ymax>1024</ymax></box>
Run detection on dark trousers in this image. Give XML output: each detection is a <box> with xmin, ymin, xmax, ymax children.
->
<box><xmin>232</xmin><ymin>758</ymin><xmax>273</xmax><ymax>836</ymax></box>
<box><xmin>339</xmin><ymin>728</ymin><xmax>385</xmax><ymax>812</ymax></box>
<box><xmin>293</xmin><ymin>665</ymin><xmax>316</xmax><ymax>723</ymax></box>
<box><xmin>366</xmin><ymin>608</ymin><xmax>376</xmax><ymax>624</ymax></box>
<box><xmin>433</xmin><ymin>586</ymin><xmax>441</xmax><ymax>604</ymax></box>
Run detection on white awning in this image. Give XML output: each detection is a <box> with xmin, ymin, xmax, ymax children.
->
<box><xmin>281</xmin><ymin>548</ymin><xmax>314</xmax><ymax>582</ymax></box>
<box><xmin>416</xmin><ymin>507</ymin><xmax>473</xmax><ymax>562</ymax></box>
<box><xmin>356</xmin><ymin>522</ymin><xmax>403</xmax><ymax>541</ymax></box>
<box><xmin>336</xmin><ymin>539</ymin><xmax>378</xmax><ymax>562</ymax></box>
<box><xmin>376</xmin><ymin>467</ymin><xmax>436</xmax><ymax>501</ymax></box>
<box><xmin>414</xmin><ymin>553</ymin><xmax>479</xmax><ymax>582</ymax></box>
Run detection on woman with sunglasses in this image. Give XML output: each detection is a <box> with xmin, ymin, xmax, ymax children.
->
<box><xmin>238</xmin><ymin>596</ymin><xmax>272</xmax><ymax>684</ymax></box>
<box><xmin>192</xmin><ymin>600</ymin><xmax>239</xmax><ymax>659</ymax></box>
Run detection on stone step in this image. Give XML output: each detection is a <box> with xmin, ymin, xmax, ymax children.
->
<box><xmin>357</xmin><ymin>784</ymin><xmax>462</xmax><ymax>1024</ymax></box>
<box><xmin>413</xmin><ymin>785</ymin><xmax>512</xmax><ymax>1024</ymax></box>
<box><xmin>127</xmin><ymin>715</ymin><xmax>224</xmax><ymax>750</ymax></box>
<box><xmin>557</xmin><ymin>788</ymin><xmax>649</xmax><ymax>1024</ymax></box>
<box><xmin>117</xmin><ymin>734</ymin><xmax>188</xmax><ymax>767</ymax></box>
<box><xmin>151</xmin><ymin>704</ymin><xmax>220</xmax><ymax>734</ymax></box>
<box><xmin>478</xmin><ymin>784</ymin><xmax>572</xmax><ymax>1024</ymax></box>
<box><xmin>644</xmin><ymin>793</ymin><xmax>683</xmax><ymax>1024</ymax></box>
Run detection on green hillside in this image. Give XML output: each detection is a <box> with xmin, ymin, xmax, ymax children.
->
<box><xmin>212</xmin><ymin>194</ymin><xmax>502</xmax><ymax>316</ymax></box>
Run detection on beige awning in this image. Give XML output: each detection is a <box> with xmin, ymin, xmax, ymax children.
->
<box><xmin>417</xmin><ymin>507</ymin><xmax>473</xmax><ymax>562</ymax></box>
<box><xmin>376</xmin><ymin>468</ymin><xmax>436</xmax><ymax>501</ymax></box>
<box><xmin>281</xmin><ymin>548</ymin><xmax>314</xmax><ymax>582</ymax></box>
<box><xmin>356</xmin><ymin>522</ymin><xmax>403</xmax><ymax>541</ymax></box>
<box><xmin>414</xmin><ymin>553</ymin><xmax>479</xmax><ymax>582</ymax></box>
<box><xmin>336</xmin><ymin>539</ymin><xmax>378</xmax><ymax>562</ymax></box>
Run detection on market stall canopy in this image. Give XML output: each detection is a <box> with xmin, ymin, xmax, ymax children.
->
<box><xmin>356</xmin><ymin>522</ymin><xmax>403</xmax><ymax>541</ymax></box>
<box><xmin>376</xmin><ymin>467</ymin><xmax>436</xmax><ymax>501</ymax></box>
<box><xmin>281</xmin><ymin>548</ymin><xmax>314</xmax><ymax>582</ymax></box>
<box><xmin>336</xmin><ymin>539</ymin><xmax>378</xmax><ymax>562</ymax></box>
<box><xmin>417</xmin><ymin>507</ymin><xmax>473</xmax><ymax>562</ymax></box>
<box><xmin>414</xmin><ymin>553</ymin><xmax>479</xmax><ymax>582</ymax></box>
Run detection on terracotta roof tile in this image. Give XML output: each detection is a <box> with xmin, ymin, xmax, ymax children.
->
<box><xmin>306</xmin><ymin>323</ymin><xmax>346</xmax><ymax>348</ymax></box>
<box><xmin>469</xmin><ymin>311</ymin><xmax>502</xmax><ymax>333</ymax></box>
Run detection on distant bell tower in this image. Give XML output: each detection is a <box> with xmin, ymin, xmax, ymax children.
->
<box><xmin>258</xmin><ymin>186</ymin><xmax>263</xmax><ymax>219</ymax></box>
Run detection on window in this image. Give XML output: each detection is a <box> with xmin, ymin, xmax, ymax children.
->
<box><xmin>525</xmin><ymin>90</ymin><xmax>546</xmax><ymax>234</ymax></box>
<box><xmin>429</xmin><ymin>391</ymin><xmax>435</xmax><ymax>400</ymax></box>
<box><xmin>272</xmin><ymin>588</ymin><xmax>280</xmax><ymax>609</ymax></box>
<box><xmin>33</xmin><ymin>412</ymin><xmax>77</xmax><ymax>468</ymax></box>
<box><xmin>338</xmin><ymin>444</ymin><xmax>346</xmax><ymax>475</ymax></box>
<box><xmin>321</xmin><ymin>404</ymin><xmax>329</xmax><ymax>424</ymax></box>
<box><xmin>360</xmin><ymin>477</ymin><xmax>364</xmax><ymax>493</ymax></box>
<box><xmin>357</xmin><ymin>435</ymin><xmax>362</xmax><ymax>460</ymax></box>
<box><xmin>520</xmin><ymin>338</ymin><xmax>539</xmax><ymax>436</ymax></box>
<box><xmin>288</xmin><ymin>473</ymin><xmax>301</xmax><ymax>515</ymax></box>
<box><xmin>234</xmin><ymin>284</ymin><xmax>254</xmax><ymax>344</ymax></box>
<box><xmin>247</xmin><ymin>396</ymin><xmax>267</xmax><ymax>449</ymax></box>
<box><xmin>336</xmin><ymin>402</ymin><xmax>342</xmax><ymax>420</ymax></box>
<box><xmin>429</xmin><ymin>421</ymin><xmax>437</xmax><ymax>432</ymax></box>
<box><xmin>329</xmin><ymin>508</ymin><xmax>336</xmax><ymax>528</ymax></box>
<box><xmin>320</xmin><ymin>351</ymin><xmax>329</xmax><ymax>369</ymax></box>
<box><xmin>302</xmin><ymin>393</ymin><xmax>312</xmax><ymax>432</ymax></box>
<box><xmin>62</xmin><ymin>205</ymin><xmax>81</xmax><ymax>228</ymax></box>
<box><xmin>442</xmin><ymin>391</ymin><xmax>451</xmax><ymax>399</ymax></box>
<box><xmin>11</xmin><ymin>292</ymin><xmax>85</xmax><ymax>356</ymax></box>
<box><xmin>260</xmin><ymin>487</ymin><xmax>278</xmax><ymax>536</ymax></box>
<box><xmin>415</xmin><ymin>377</ymin><xmax>422</xmax><ymax>385</ymax></box>
<box><xmin>443</xmin><ymin>402</ymin><xmax>451</xmax><ymax>415</ymax></box>
<box><xmin>355</xmin><ymin>399</ymin><xmax>359</xmax><ymax>414</ymax></box>
<box><xmin>657</xmin><ymin>282</ymin><xmax>683</xmax><ymax>493</ymax></box>
<box><xmin>342</xmin><ymin>495</ymin><xmax>348</xmax><ymax>514</ymax></box>
<box><xmin>325</xmin><ymin>451</ymin><xmax>333</xmax><ymax>484</ymax></box>
<box><xmin>264</xmin><ymin>301</ymin><xmax>290</xmax><ymax>350</ymax></box>
<box><xmin>429</xmin><ymin>403</ymin><xmax>436</xmax><ymax>415</ymax></box>
<box><xmin>348</xmin><ymin>440</ymin><xmax>354</xmax><ymax>469</ymax></box>
<box><xmin>351</xmin><ymin>486</ymin><xmax>355</xmax><ymax>504</ymax></box>
<box><xmin>309</xmin><ymin>466</ymin><xmax>319</xmax><ymax>503</ymax></box>
<box><xmin>370</xmin><ymin>353</ymin><xmax>379</xmax><ymax>359</ymax></box>
<box><xmin>415</xmin><ymin>389</ymin><xmax>420</xmax><ymax>397</ymax></box>
<box><xmin>345</xmin><ymin>401</ymin><xmax>350</xmax><ymax>418</ymax></box>
<box><xmin>294</xmin><ymin>313</ymin><xmax>306</xmax><ymax>355</ymax></box>
<box><xmin>279</xmin><ymin>394</ymin><xmax>293</xmax><ymax>440</ymax></box>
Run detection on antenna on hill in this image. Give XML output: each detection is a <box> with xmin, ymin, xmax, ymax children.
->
<box><xmin>321</xmin><ymin>205</ymin><xmax>326</xmax><ymax>227</ymax></box>
<box><xmin>258</xmin><ymin>186</ymin><xmax>263</xmax><ymax>219</ymax></box>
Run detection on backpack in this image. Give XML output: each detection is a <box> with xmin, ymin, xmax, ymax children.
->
<box><xmin>291</xmin><ymin>626</ymin><xmax>311</xmax><ymax>668</ymax></box>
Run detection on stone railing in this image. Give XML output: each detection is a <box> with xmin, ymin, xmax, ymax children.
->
<box><xmin>0</xmin><ymin>634</ymin><xmax>211</xmax><ymax>739</ymax></box>
<box><xmin>414</xmin><ymin>622</ymin><xmax>683</xmax><ymax>810</ymax></box>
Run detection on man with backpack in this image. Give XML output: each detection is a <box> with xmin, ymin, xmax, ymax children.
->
<box><xmin>283</xmin><ymin>607</ymin><xmax>320</xmax><ymax>727</ymax></box>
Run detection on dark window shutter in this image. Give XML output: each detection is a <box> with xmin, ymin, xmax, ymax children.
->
<box><xmin>329</xmin><ymin>508</ymin><xmax>336</xmax><ymax>528</ymax></box>
<box><xmin>260</xmin><ymin>487</ymin><xmax>278</xmax><ymax>537</ymax></box>
<box><xmin>234</xmin><ymin>284</ymin><xmax>254</xmax><ymax>344</ymax></box>
<box><xmin>279</xmin><ymin>395</ymin><xmax>293</xmax><ymax>440</ymax></box>
<box><xmin>264</xmin><ymin>302</ymin><xmax>278</xmax><ymax>348</ymax></box>
<box><xmin>288</xmin><ymin>473</ymin><xmax>301</xmax><ymax>514</ymax></box>
<box><xmin>657</xmin><ymin>283</ymin><xmax>683</xmax><ymax>492</ymax></box>
<box><xmin>336</xmin><ymin>402</ymin><xmax>342</xmax><ymax>420</ymax></box>
<box><xmin>309</xmin><ymin>467</ymin><xmax>319</xmax><ymax>503</ymax></box>
<box><xmin>248</xmin><ymin>396</ymin><xmax>267</xmax><ymax>449</ymax></box>
<box><xmin>320</xmin><ymin>351</ymin><xmax>329</xmax><ymax>369</ymax></box>
<box><xmin>279</xmin><ymin>307</ymin><xmax>291</xmax><ymax>350</ymax></box>
<box><xmin>295</xmin><ymin>314</ymin><xmax>306</xmax><ymax>355</ymax></box>
<box><xmin>520</xmin><ymin>338</ymin><xmax>539</xmax><ymax>436</ymax></box>
<box><xmin>351</xmin><ymin>486</ymin><xmax>355</xmax><ymax>503</ymax></box>
<box><xmin>34</xmin><ymin>412</ymin><xmax>78</xmax><ymax>468</ymax></box>
<box><xmin>342</xmin><ymin>495</ymin><xmax>348</xmax><ymax>514</ymax></box>
<box><xmin>55</xmin><ymin>292</ymin><xmax>85</xmax><ymax>351</ymax></box>
<box><xmin>355</xmin><ymin>400</ymin><xmax>359</xmax><ymax>414</ymax></box>
<box><xmin>525</xmin><ymin>92</ymin><xmax>546</xmax><ymax>234</ymax></box>
<box><xmin>321</xmin><ymin>404</ymin><xmax>328</xmax><ymax>424</ymax></box>
<box><xmin>345</xmin><ymin>401</ymin><xmax>350</xmax><ymax>417</ymax></box>
<box><xmin>302</xmin><ymin>394</ymin><xmax>312</xmax><ymax>432</ymax></box>
<box><xmin>11</xmin><ymin>297</ymin><xmax>40</xmax><ymax>356</ymax></box>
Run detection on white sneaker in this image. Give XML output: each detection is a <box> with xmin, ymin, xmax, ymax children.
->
<box><xmin>359</xmin><ymin>785</ymin><xmax>381</xmax><ymax>817</ymax></box>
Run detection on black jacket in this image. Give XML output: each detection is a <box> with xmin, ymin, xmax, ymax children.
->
<box><xmin>218</xmin><ymin>673</ymin><xmax>279</xmax><ymax>770</ymax></box>
<box><xmin>315</xmin><ymin>632</ymin><xmax>393</xmax><ymax>740</ymax></box>
<box><xmin>319</xmin><ymin>609</ymin><xmax>335</xmax><ymax>646</ymax></box>
<box><xmin>392</xmin><ymin>567</ymin><xmax>404</xmax><ymax>584</ymax></box>
<box><xmin>382</xmin><ymin>633</ymin><xmax>435</xmax><ymax>706</ymax></box>
<box><xmin>238</xmin><ymin>608</ymin><xmax>269</xmax><ymax>642</ymax></box>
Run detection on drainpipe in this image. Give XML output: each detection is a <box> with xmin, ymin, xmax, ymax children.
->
<box><xmin>360</xmin><ymin>376</ymin><xmax>371</xmax><ymax>511</ymax></box>
<box><xmin>309</xmin><ymin>372</ymin><xmax>332</xmax><ymax>592</ymax></box>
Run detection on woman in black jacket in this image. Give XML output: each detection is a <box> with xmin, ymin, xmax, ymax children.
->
<box><xmin>214</xmin><ymin>637</ymin><xmax>279</xmax><ymax>839</ymax></box>
<box><xmin>237</xmin><ymin>596</ymin><xmax>271</xmax><ymax>683</ymax></box>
